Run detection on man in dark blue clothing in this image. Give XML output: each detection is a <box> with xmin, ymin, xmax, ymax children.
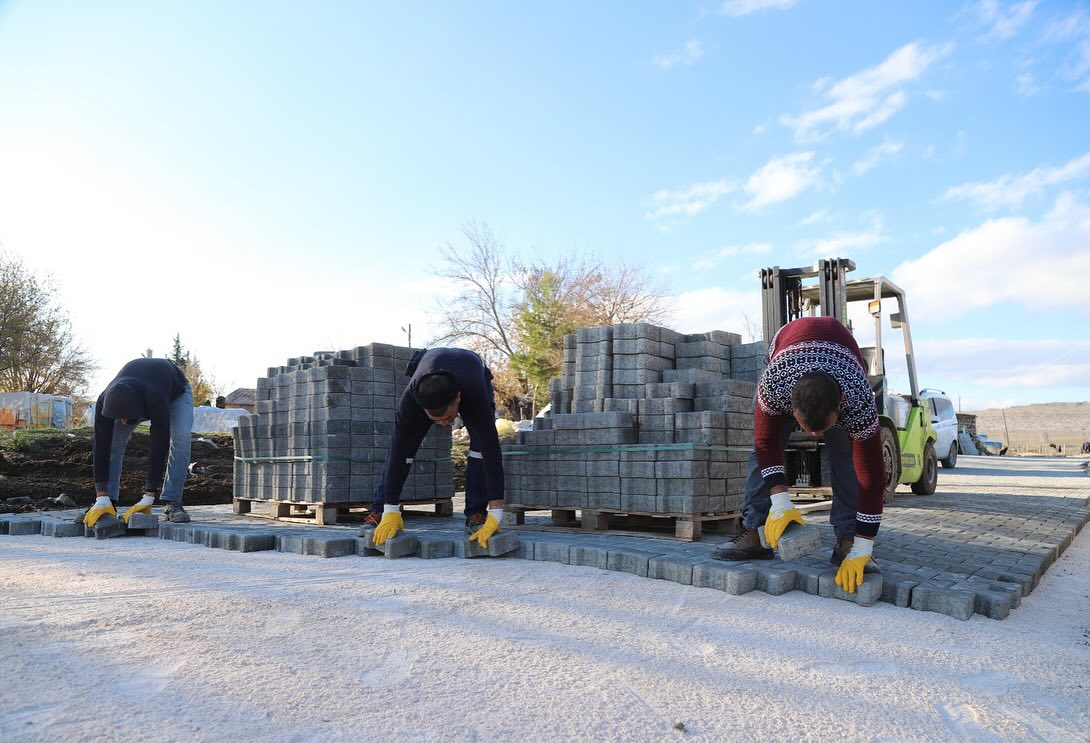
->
<box><xmin>368</xmin><ymin>348</ymin><xmax>506</xmax><ymax>547</ymax></box>
<box><xmin>86</xmin><ymin>358</ymin><xmax>194</xmax><ymax>527</ymax></box>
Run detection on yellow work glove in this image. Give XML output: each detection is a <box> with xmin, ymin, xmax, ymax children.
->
<box><xmin>835</xmin><ymin>537</ymin><xmax>874</xmax><ymax>593</ymax></box>
<box><xmin>122</xmin><ymin>494</ymin><xmax>156</xmax><ymax>524</ymax></box>
<box><xmin>764</xmin><ymin>492</ymin><xmax>804</xmax><ymax>549</ymax></box>
<box><xmin>372</xmin><ymin>508</ymin><xmax>404</xmax><ymax>545</ymax></box>
<box><xmin>467</xmin><ymin>509</ymin><xmax>503</xmax><ymax>549</ymax></box>
<box><xmin>83</xmin><ymin>497</ymin><xmax>117</xmax><ymax>528</ymax></box>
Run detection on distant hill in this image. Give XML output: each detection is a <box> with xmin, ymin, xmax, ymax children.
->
<box><xmin>967</xmin><ymin>401</ymin><xmax>1090</xmax><ymax>451</ymax></box>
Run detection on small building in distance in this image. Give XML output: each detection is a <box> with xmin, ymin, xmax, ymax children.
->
<box><xmin>224</xmin><ymin>387</ymin><xmax>256</xmax><ymax>414</ymax></box>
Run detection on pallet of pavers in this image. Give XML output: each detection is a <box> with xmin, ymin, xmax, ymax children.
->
<box><xmin>232</xmin><ymin>342</ymin><xmax>454</xmax><ymax>525</ymax></box>
<box><xmin>504</xmin><ymin>322</ymin><xmax>766</xmax><ymax>540</ymax></box>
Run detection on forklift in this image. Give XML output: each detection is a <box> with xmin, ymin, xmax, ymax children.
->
<box><xmin>759</xmin><ymin>258</ymin><xmax>938</xmax><ymax>503</ymax></box>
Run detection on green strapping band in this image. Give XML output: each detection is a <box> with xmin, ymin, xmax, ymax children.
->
<box><xmin>501</xmin><ymin>443</ymin><xmax>751</xmax><ymax>457</ymax></box>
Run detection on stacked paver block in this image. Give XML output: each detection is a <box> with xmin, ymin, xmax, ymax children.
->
<box><xmin>508</xmin><ymin>322</ymin><xmax>765</xmax><ymax>521</ymax></box>
<box><xmin>232</xmin><ymin>343</ymin><xmax>454</xmax><ymax>507</ymax></box>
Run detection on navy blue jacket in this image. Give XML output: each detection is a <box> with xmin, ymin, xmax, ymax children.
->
<box><xmin>93</xmin><ymin>358</ymin><xmax>189</xmax><ymax>493</ymax></box>
<box><xmin>381</xmin><ymin>348</ymin><xmax>503</xmax><ymax>505</ymax></box>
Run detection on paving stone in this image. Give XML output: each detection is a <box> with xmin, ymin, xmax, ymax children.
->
<box><xmin>647</xmin><ymin>556</ymin><xmax>694</xmax><ymax>585</ymax></box>
<box><xmin>359</xmin><ymin>530</ymin><xmax>420</xmax><ymax>559</ymax></box>
<box><xmin>226</xmin><ymin>531</ymin><xmax>277</xmax><ymax>552</ymax></box>
<box><xmin>606</xmin><ymin>549</ymin><xmax>660</xmax><ymax>577</ymax></box>
<box><xmin>277</xmin><ymin>534</ymin><xmax>357</xmax><ymax>558</ymax></box>
<box><xmin>91</xmin><ymin>514</ymin><xmax>127</xmax><ymax>540</ymax></box>
<box><xmin>815</xmin><ymin>571</ymin><xmax>883</xmax><ymax>606</ymax></box>
<box><xmin>792</xmin><ymin>562</ymin><xmax>832</xmax><ymax>595</ymax></box>
<box><xmin>953</xmin><ymin>582</ymin><xmax>1013</xmax><ymax>620</ymax></box>
<box><xmin>909</xmin><ymin>584</ymin><xmax>976</xmax><ymax>621</ymax></box>
<box><xmin>755</xmin><ymin>563</ymin><xmax>798</xmax><ymax>595</ymax></box>
<box><xmin>692</xmin><ymin>561</ymin><xmax>758</xmax><ymax>595</ymax></box>
<box><xmin>454</xmin><ymin>531</ymin><xmax>519</xmax><ymax>558</ymax></box>
<box><xmin>417</xmin><ymin>536</ymin><xmax>455</xmax><ymax>559</ymax></box>
<box><xmin>570</xmin><ymin>544</ymin><xmax>610</xmax><ymax>569</ymax></box>
<box><xmin>877</xmin><ymin>571</ymin><xmax>919</xmax><ymax>607</ymax></box>
<box><xmin>534</xmin><ymin>541</ymin><xmax>572</xmax><ymax>564</ymax></box>
<box><xmin>768</xmin><ymin>523</ymin><xmax>823</xmax><ymax>561</ymax></box>
<box><xmin>125</xmin><ymin>513</ymin><xmax>160</xmax><ymax>532</ymax></box>
<box><xmin>6</xmin><ymin>518</ymin><xmax>43</xmax><ymax>535</ymax></box>
<box><xmin>40</xmin><ymin>519</ymin><xmax>84</xmax><ymax>538</ymax></box>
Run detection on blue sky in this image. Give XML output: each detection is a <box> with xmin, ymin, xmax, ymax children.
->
<box><xmin>1</xmin><ymin>0</ymin><xmax>1088</xmax><ymax>411</ymax></box>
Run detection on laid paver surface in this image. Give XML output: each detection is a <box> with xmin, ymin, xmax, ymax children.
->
<box><xmin>3</xmin><ymin>455</ymin><xmax>1086</xmax><ymax>620</ymax></box>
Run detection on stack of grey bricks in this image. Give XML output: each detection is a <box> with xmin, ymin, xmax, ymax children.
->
<box><xmin>232</xmin><ymin>343</ymin><xmax>453</xmax><ymax>505</ymax></box>
<box><xmin>505</xmin><ymin>322</ymin><xmax>767</xmax><ymax>517</ymax></box>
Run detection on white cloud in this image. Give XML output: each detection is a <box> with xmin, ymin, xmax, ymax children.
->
<box><xmin>853</xmin><ymin>139</ymin><xmax>904</xmax><ymax>176</ymax></box>
<box><xmin>721</xmin><ymin>0</ymin><xmax>798</xmax><ymax>17</ymax></box>
<box><xmin>652</xmin><ymin>40</ymin><xmax>704</xmax><ymax>70</ymax></box>
<box><xmin>892</xmin><ymin>192</ymin><xmax>1090</xmax><ymax>322</ymax></box>
<box><xmin>644</xmin><ymin>179</ymin><xmax>736</xmax><ymax>226</ymax></box>
<box><xmin>943</xmin><ymin>151</ymin><xmax>1090</xmax><ymax>210</ymax></box>
<box><xmin>742</xmin><ymin>152</ymin><xmax>820</xmax><ymax>211</ymax></box>
<box><xmin>1044</xmin><ymin>9</ymin><xmax>1090</xmax><ymax>91</ymax></box>
<box><xmin>799</xmin><ymin>209</ymin><xmax>831</xmax><ymax>226</ymax></box>
<box><xmin>969</xmin><ymin>0</ymin><xmax>1039</xmax><ymax>41</ymax></box>
<box><xmin>1014</xmin><ymin>72</ymin><xmax>1042</xmax><ymax>96</ymax></box>
<box><xmin>692</xmin><ymin>242</ymin><xmax>773</xmax><ymax>270</ymax></box>
<box><xmin>913</xmin><ymin>337</ymin><xmax>1090</xmax><ymax>391</ymax></box>
<box><xmin>780</xmin><ymin>42</ymin><xmax>953</xmax><ymax>141</ymax></box>
<box><xmin>810</xmin><ymin>229</ymin><xmax>885</xmax><ymax>256</ymax></box>
<box><xmin>670</xmin><ymin>287</ymin><xmax>763</xmax><ymax>341</ymax></box>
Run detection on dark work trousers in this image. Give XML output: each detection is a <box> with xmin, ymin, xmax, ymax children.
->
<box><xmin>464</xmin><ymin>448</ymin><xmax>488</xmax><ymax>518</ymax></box>
<box><xmin>741</xmin><ymin>423</ymin><xmax>859</xmax><ymax>538</ymax></box>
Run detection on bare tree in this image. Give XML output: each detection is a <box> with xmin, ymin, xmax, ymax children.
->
<box><xmin>431</xmin><ymin>221</ymin><xmax>519</xmax><ymax>364</ymax></box>
<box><xmin>741</xmin><ymin>311</ymin><xmax>762</xmax><ymax>343</ymax></box>
<box><xmin>0</xmin><ymin>254</ymin><xmax>95</xmax><ymax>396</ymax></box>
<box><xmin>431</xmin><ymin>222</ymin><xmax>671</xmax><ymax>415</ymax></box>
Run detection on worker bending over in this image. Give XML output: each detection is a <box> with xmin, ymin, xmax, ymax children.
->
<box><xmin>367</xmin><ymin>348</ymin><xmax>505</xmax><ymax>548</ymax></box>
<box><xmin>86</xmin><ymin>358</ymin><xmax>194</xmax><ymax>527</ymax></box>
<box><xmin>713</xmin><ymin>316</ymin><xmax>885</xmax><ymax>593</ymax></box>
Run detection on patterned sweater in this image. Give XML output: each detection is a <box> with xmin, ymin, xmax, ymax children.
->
<box><xmin>754</xmin><ymin>316</ymin><xmax>885</xmax><ymax>538</ymax></box>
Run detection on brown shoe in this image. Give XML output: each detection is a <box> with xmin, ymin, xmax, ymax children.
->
<box><xmin>464</xmin><ymin>512</ymin><xmax>487</xmax><ymax>535</ymax></box>
<box><xmin>711</xmin><ymin>528</ymin><xmax>774</xmax><ymax>561</ymax></box>
<box><xmin>356</xmin><ymin>512</ymin><xmax>382</xmax><ymax>536</ymax></box>
<box><xmin>831</xmin><ymin>535</ymin><xmax>854</xmax><ymax>565</ymax></box>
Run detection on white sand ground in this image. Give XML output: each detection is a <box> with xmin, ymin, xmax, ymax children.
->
<box><xmin>2</xmin><ymin>517</ymin><xmax>1089</xmax><ymax>743</ymax></box>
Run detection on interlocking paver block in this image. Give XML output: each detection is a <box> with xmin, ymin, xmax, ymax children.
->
<box><xmin>40</xmin><ymin>520</ymin><xmax>84</xmax><ymax>538</ymax></box>
<box><xmin>6</xmin><ymin>519</ymin><xmax>43</xmax><ymax>535</ymax></box>
<box><xmin>606</xmin><ymin>549</ymin><xmax>659</xmax><ymax>577</ymax></box>
<box><xmin>692</xmin><ymin>561</ymin><xmax>758</xmax><ymax>595</ymax></box>
<box><xmin>125</xmin><ymin>513</ymin><xmax>159</xmax><ymax>532</ymax></box>
<box><xmin>910</xmin><ymin>584</ymin><xmax>976</xmax><ymax>621</ymax></box>
<box><xmin>454</xmin><ymin>531</ymin><xmax>519</xmax><ymax>558</ymax></box>
<box><xmin>817</xmin><ymin>572</ymin><xmax>883</xmax><ymax>607</ymax></box>
<box><xmin>359</xmin><ymin>530</ymin><xmax>420</xmax><ymax>559</ymax></box>
<box><xmin>792</xmin><ymin>562</ymin><xmax>832</xmax><ymax>595</ymax></box>
<box><xmin>755</xmin><ymin>563</ymin><xmax>797</xmax><ymax>595</ymax></box>
<box><xmin>647</xmin><ymin>556</ymin><xmax>694</xmax><ymax>585</ymax></box>
<box><xmin>534</xmin><ymin>541</ymin><xmax>572</xmax><ymax>564</ymax></box>
<box><xmin>417</xmin><ymin>536</ymin><xmax>455</xmax><ymax>559</ymax></box>
<box><xmin>570</xmin><ymin>545</ymin><xmax>610</xmax><ymax>569</ymax></box>
<box><xmin>92</xmin><ymin>514</ymin><xmax>127</xmax><ymax>540</ymax></box>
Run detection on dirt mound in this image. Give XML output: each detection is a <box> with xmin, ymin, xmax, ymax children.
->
<box><xmin>0</xmin><ymin>428</ymin><xmax>235</xmax><ymax>513</ymax></box>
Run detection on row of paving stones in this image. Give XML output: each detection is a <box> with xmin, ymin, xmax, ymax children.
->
<box><xmin>5</xmin><ymin>488</ymin><xmax>1089</xmax><ymax>620</ymax></box>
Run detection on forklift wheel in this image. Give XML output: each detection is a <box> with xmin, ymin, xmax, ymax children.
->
<box><xmin>880</xmin><ymin>427</ymin><xmax>899</xmax><ymax>504</ymax></box>
<box><xmin>911</xmin><ymin>441</ymin><xmax>938</xmax><ymax>495</ymax></box>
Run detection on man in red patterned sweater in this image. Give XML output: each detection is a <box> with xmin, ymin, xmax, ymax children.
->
<box><xmin>712</xmin><ymin>316</ymin><xmax>883</xmax><ymax>593</ymax></box>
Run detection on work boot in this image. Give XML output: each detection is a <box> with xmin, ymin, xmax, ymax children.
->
<box><xmin>831</xmin><ymin>535</ymin><xmax>854</xmax><ymax>565</ymax></box>
<box><xmin>357</xmin><ymin>512</ymin><xmax>382</xmax><ymax>536</ymax></box>
<box><xmin>710</xmin><ymin>528</ymin><xmax>774</xmax><ymax>561</ymax></box>
<box><xmin>464</xmin><ymin>512</ymin><xmax>487</xmax><ymax>536</ymax></box>
<box><xmin>162</xmin><ymin>503</ymin><xmax>191</xmax><ymax>523</ymax></box>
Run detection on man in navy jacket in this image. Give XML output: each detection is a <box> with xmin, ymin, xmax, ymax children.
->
<box><xmin>368</xmin><ymin>348</ymin><xmax>505</xmax><ymax>547</ymax></box>
<box><xmin>86</xmin><ymin>358</ymin><xmax>194</xmax><ymax>527</ymax></box>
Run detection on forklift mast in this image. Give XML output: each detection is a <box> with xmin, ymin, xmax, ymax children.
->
<box><xmin>759</xmin><ymin>258</ymin><xmax>856</xmax><ymax>345</ymax></box>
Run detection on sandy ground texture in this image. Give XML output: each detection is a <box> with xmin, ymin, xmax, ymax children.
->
<box><xmin>2</xmin><ymin>505</ymin><xmax>1090</xmax><ymax>741</ymax></box>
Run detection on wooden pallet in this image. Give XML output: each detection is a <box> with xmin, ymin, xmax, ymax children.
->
<box><xmin>789</xmin><ymin>486</ymin><xmax>833</xmax><ymax>501</ymax></box>
<box><xmin>233</xmin><ymin>497</ymin><xmax>454</xmax><ymax>525</ymax></box>
<box><xmin>504</xmin><ymin>505</ymin><xmax>740</xmax><ymax>541</ymax></box>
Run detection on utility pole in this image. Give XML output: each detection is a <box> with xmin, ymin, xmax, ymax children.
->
<box><xmin>401</xmin><ymin>324</ymin><xmax>412</xmax><ymax>348</ymax></box>
<box><xmin>1002</xmin><ymin>408</ymin><xmax>1010</xmax><ymax>451</ymax></box>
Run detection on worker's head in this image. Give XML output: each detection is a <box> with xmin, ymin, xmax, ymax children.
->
<box><xmin>791</xmin><ymin>371</ymin><xmax>843</xmax><ymax>437</ymax></box>
<box><xmin>412</xmin><ymin>371</ymin><xmax>461</xmax><ymax>426</ymax></box>
<box><xmin>102</xmin><ymin>381</ymin><xmax>144</xmax><ymax>424</ymax></box>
